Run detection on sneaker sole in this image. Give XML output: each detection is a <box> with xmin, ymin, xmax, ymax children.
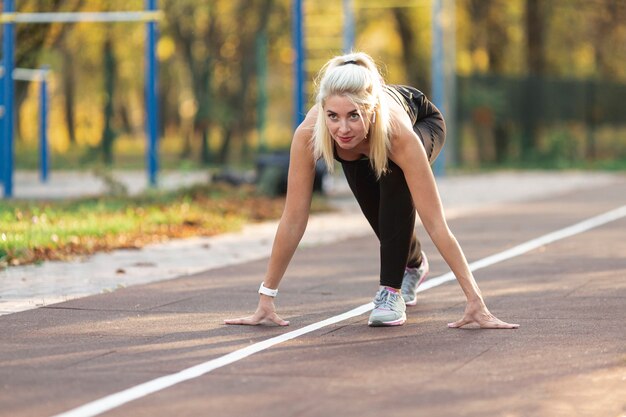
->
<box><xmin>368</xmin><ymin>313</ymin><xmax>406</xmax><ymax>327</ymax></box>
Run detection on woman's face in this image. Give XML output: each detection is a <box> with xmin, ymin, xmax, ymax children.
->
<box><xmin>323</xmin><ymin>95</ymin><xmax>370</xmax><ymax>151</ymax></box>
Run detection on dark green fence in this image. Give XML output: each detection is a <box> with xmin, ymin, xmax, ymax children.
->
<box><xmin>456</xmin><ymin>74</ymin><xmax>626</xmax><ymax>167</ymax></box>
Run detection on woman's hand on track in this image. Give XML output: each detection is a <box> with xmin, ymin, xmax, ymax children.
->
<box><xmin>224</xmin><ymin>297</ymin><xmax>289</xmax><ymax>326</ymax></box>
<box><xmin>448</xmin><ymin>299</ymin><xmax>519</xmax><ymax>329</ymax></box>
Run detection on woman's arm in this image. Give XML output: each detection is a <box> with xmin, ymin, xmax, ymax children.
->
<box><xmin>390</xmin><ymin>114</ymin><xmax>518</xmax><ymax>329</ymax></box>
<box><xmin>224</xmin><ymin>109</ymin><xmax>318</xmax><ymax>326</ymax></box>
<box><xmin>263</xmin><ymin>116</ymin><xmax>317</xmax><ymax>289</ymax></box>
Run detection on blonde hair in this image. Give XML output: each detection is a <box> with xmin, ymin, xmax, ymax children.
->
<box><xmin>312</xmin><ymin>52</ymin><xmax>391</xmax><ymax>179</ymax></box>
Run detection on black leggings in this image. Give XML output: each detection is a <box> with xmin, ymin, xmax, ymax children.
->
<box><xmin>339</xmin><ymin>92</ymin><xmax>446</xmax><ymax>289</ymax></box>
<box><xmin>341</xmin><ymin>159</ymin><xmax>423</xmax><ymax>288</ymax></box>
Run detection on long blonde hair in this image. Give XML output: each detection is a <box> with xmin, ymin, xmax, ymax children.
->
<box><xmin>312</xmin><ymin>52</ymin><xmax>391</xmax><ymax>179</ymax></box>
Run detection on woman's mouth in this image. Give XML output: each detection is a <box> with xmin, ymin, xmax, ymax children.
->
<box><xmin>336</xmin><ymin>135</ymin><xmax>353</xmax><ymax>143</ymax></box>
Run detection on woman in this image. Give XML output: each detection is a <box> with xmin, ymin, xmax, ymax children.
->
<box><xmin>225</xmin><ymin>52</ymin><xmax>519</xmax><ymax>329</ymax></box>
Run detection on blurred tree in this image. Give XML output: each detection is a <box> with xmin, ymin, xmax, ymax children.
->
<box><xmin>59</xmin><ymin>31</ymin><xmax>77</xmax><ymax>144</ymax></box>
<box><xmin>391</xmin><ymin>7</ymin><xmax>428</xmax><ymax>90</ymax></box>
<box><xmin>164</xmin><ymin>0</ymin><xmax>220</xmax><ymax>164</ymax></box>
<box><xmin>525</xmin><ymin>0</ymin><xmax>545</xmax><ymax>75</ymax></box>
<box><xmin>591</xmin><ymin>0</ymin><xmax>624</xmax><ymax>80</ymax></box>
<box><xmin>100</xmin><ymin>32</ymin><xmax>117</xmax><ymax>165</ymax></box>
<box><xmin>163</xmin><ymin>0</ymin><xmax>274</xmax><ymax>166</ymax></box>
<box><xmin>52</xmin><ymin>0</ymin><xmax>86</xmax><ymax>145</ymax></box>
<box><xmin>522</xmin><ymin>0</ymin><xmax>546</xmax><ymax>160</ymax></box>
<box><xmin>467</xmin><ymin>0</ymin><xmax>512</xmax><ymax>164</ymax></box>
<box><xmin>216</xmin><ymin>0</ymin><xmax>273</xmax><ymax>164</ymax></box>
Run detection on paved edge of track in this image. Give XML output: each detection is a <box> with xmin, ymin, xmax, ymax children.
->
<box><xmin>51</xmin><ymin>204</ymin><xmax>626</xmax><ymax>417</ymax></box>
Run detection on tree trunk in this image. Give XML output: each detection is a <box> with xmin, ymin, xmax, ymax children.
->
<box><xmin>101</xmin><ymin>36</ymin><xmax>117</xmax><ymax>166</ymax></box>
<box><xmin>484</xmin><ymin>0</ymin><xmax>510</xmax><ymax>164</ymax></box>
<box><xmin>223</xmin><ymin>0</ymin><xmax>274</xmax><ymax>164</ymax></box>
<box><xmin>60</xmin><ymin>42</ymin><xmax>76</xmax><ymax>144</ymax></box>
<box><xmin>523</xmin><ymin>0</ymin><xmax>545</xmax><ymax>161</ymax></box>
<box><xmin>526</xmin><ymin>0</ymin><xmax>545</xmax><ymax>75</ymax></box>
<box><xmin>218</xmin><ymin>126</ymin><xmax>233</xmax><ymax>164</ymax></box>
<box><xmin>166</xmin><ymin>2</ymin><xmax>218</xmax><ymax>165</ymax></box>
<box><xmin>391</xmin><ymin>8</ymin><xmax>424</xmax><ymax>89</ymax></box>
<box><xmin>193</xmin><ymin>61</ymin><xmax>213</xmax><ymax>164</ymax></box>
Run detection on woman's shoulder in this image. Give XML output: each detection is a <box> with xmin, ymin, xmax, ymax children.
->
<box><xmin>293</xmin><ymin>106</ymin><xmax>318</xmax><ymax>137</ymax></box>
<box><xmin>383</xmin><ymin>90</ymin><xmax>413</xmax><ymax>130</ymax></box>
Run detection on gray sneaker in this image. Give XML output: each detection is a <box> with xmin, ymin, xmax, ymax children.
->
<box><xmin>368</xmin><ymin>286</ymin><xmax>406</xmax><ymax>327</ymax></box>
<box><xmin>401</xmin><ymin>251</ymin><xmax>430</xmax><ymax>306</ymax></box>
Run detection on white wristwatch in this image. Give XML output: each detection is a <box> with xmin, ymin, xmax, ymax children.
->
<box><xmin>258</xmin><ymin>282</ymin><xmax>278</xmax><ymax>297</ymax></box>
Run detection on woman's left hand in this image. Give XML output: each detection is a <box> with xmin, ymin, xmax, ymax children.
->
<box><xmin>448</xmin><ymin>299</ymin><xmax>519</xmax><ymax>329</ymax></box>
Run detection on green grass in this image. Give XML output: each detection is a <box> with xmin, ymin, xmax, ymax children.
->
<box><xmin>0</xmin><ymin>183</ymin><xmax>329</xmax><ymax>268</ymax></box>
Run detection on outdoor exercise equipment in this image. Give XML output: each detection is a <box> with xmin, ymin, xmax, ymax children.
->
<box><xmin>1</xmin><ymin>66</ymin><xmax>50</xmax><ymax>183</ymax></box>
<box><xmin>0</xmin><ymin>0</ymin><xmax>161</xmax><ymax>198</ymax></box>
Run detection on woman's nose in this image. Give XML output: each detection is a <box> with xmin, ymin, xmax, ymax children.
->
<box><xmin>338</xmin><ymin>119</ymin><xmax>350</xmax><ymax>132</ymax></box>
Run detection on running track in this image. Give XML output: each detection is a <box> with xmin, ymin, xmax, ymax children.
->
<box><xmin>1</xmin><ymin>177</ymin><xmax>625</xmax><ymax>417</ymax></box>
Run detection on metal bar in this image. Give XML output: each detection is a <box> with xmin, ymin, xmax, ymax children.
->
<box><xmin>0</xmin><ymin>65</ymin><xmax>4</xmax><ymax>186</ymax></box>
<box><xmin>444</xmin><ymin>0</ymin><xmax>457</xmax><ymax>167</ymax></box>
<box><xmin>292</xmin><ymin>0</ymin><xmax>306</xmax><ymax>130</ymax></box>
<box><xmin>145</xmin><ymin>0</ymin><xmax>159</xmax><ymax>187</ymax></box>
<box><xmin>39</xmin><ymin>66</ymin><xmax>49</xmax><ymax>182</ymax></box>
<box><xmin>0</xmin><ymin>11</ymin><xmax>163</xmax><ymax>24</ymax></box>
<box><xmin>2</xmin><ymin>0</ymin><xmax>16</xmax><ymax>197</ymax></box>
<box><xmin>12</xmin><ymin>67</ymin><xmax>47</xmax><ymax>81</ymax></box>
<box><xmin>343</xmin><ymin>0</ymin><xmax>355</xmax><ymax>53</ymax></box>
<box><xmin>431</xmin><ymin>0</ymin><xmax>446</xmax><ymax>177</ymax></box>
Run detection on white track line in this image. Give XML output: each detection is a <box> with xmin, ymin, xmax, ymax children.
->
<box><xmin>418</xmin><ymin>204</ymin><xmax>626</xmax><ymax>292</ymax></box>
<box><xmin>51</xmin><ymin>204</ymin><xmax>626</xmax><ymax>417</ymax></box>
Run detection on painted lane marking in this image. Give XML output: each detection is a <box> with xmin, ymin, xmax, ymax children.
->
<box><xmin>52</xmin><ymin>204</ymin><xmax>626</xmax><ymax>417</ymax></box>
<box><xmin>418</xmin><ymin>204</ymin><xmax>626</xmax><ymax>292</ymax></box>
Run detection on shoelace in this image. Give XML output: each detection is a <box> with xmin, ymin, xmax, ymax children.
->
<box><xmin>375</xmin><ymin>289</ymin><xmax>401</xmax><ymax>310</ymax></box>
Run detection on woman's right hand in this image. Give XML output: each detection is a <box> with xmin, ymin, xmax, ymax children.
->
<box><xmin>224</xmin><ymin>296</ymin><xmax>290</xmax><ymax>326</ymax></box>
<box><xmin>447</xmin><ymin>298</ymin><xmax>519</xmax><ymax>329</ymax></box>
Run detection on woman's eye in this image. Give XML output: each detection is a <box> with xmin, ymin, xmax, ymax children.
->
<box><xmin>327</xmin><ymin>114</ymin><xmax>337</xmax><ymax>120</ymax></box>
<box><xmin>350</xmin><ymin>113</ymin><xmax>360</xmax><ymax>120</ymax></box>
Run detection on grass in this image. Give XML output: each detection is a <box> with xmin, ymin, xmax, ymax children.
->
<box><xmin>0</xmin><ymin>183</ymin><xmax>330</xmax><ymax>269</ymax></box>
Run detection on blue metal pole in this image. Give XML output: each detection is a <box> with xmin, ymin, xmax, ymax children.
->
<box><xmin>342</xmin><ymin>0</ymin><xmax>355</xmax><ymax>53</ymax></box>
<box><xmin>431</xmin><ymin>0</ymin><xmax>446</xmax><ymax>177</ymax></box>
<box><xmin>0</xmin><ymin>65</ymin><xmax>5</xmax><ymax>186</ymax></box>
<box><xmin>2</xmin><ymin>0</ymin><xmax>16</xmax><ymax>197</ymax></box>
<box><xmin>39</xmin><ymin>66</ymin><xmax>49</xmax><ymax>182</ymax></box>
<box><xmin>444</xmin><ymin>0</ymin><xmax>457</xmax><ymax>167</ymax></box>
<box><xmin>145</xmin><ymin>0</ymin><xmax>158</xmax><ymax>187</ymax></box>
<box><xmin>292</xmin><ymin>0</ymin><xmax>305</xmax><ymax>130</ymax></box>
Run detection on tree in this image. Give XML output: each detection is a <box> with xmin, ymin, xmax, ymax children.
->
<box><xmin>216</xmin><ymin>0</ymin><xmax>273</xmax><ymax>164</ymax></box>
<box><xmin>100</xmin><ymin>33</ymin><xmax>117</xmax><ymax>165</ymax></box>
<box><xmin>163</xmin><ymin>0</ymin><xmax>220</xmax><ymax>164</ymax></box>
<box><xmin>391</xmin><ymin>7</ymin><xmax>428</xmax><ymax>92</ymax></box>
<box><xmin>164</xmin><ymin>0</ymin><xmax>274</xmax><ymax>166</ymax></box>
<box><xmin>522</xmin><ymin>0</ymin><xmax>546</xmax><ymax>160</ymax></box>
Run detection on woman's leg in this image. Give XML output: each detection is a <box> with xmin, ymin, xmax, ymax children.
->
<box><xmin>341</xmin><ymin>160</ymin><xmax>422</xmax><ymax>289</ymax></box>
<box><xmin>377</xmin><ymin>160</ymin><xmax>422</xmax><ymax>288</ymax></box>
<box><xmin>340</xmin><ymin>160</ymin><xmax>381</xmax><ymax>238</ymax></box>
